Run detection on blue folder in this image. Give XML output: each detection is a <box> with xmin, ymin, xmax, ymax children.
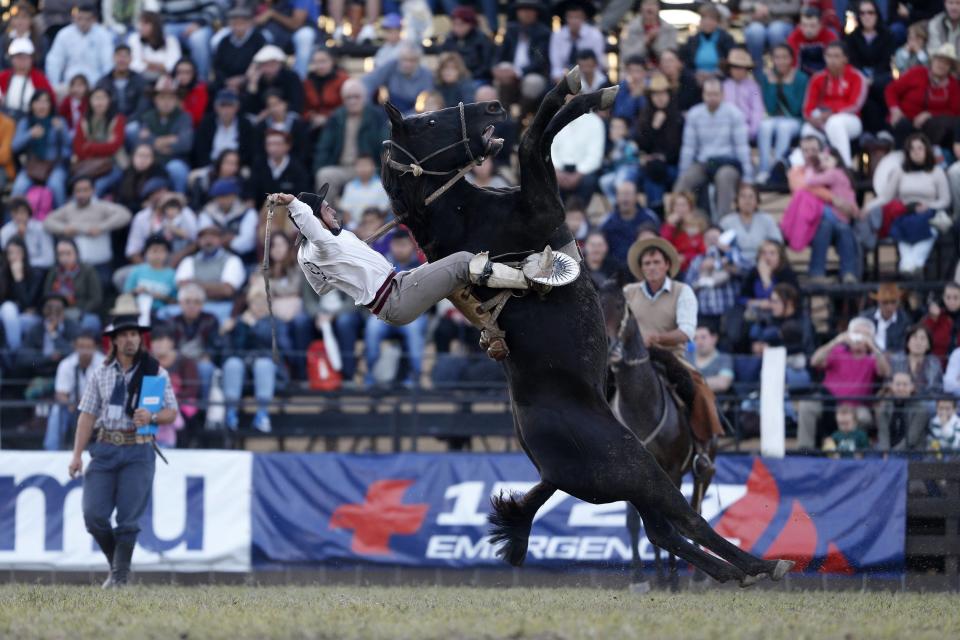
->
<box><xmin>136</xmin><ymin>375</ymin><xmax>165</xmax><ymax>436</ymax></box>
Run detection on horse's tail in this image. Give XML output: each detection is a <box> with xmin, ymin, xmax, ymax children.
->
<box><xmin>488</xmin><ymin>482</ymin><xmax>556</xmax><ymax>567</ymax></box>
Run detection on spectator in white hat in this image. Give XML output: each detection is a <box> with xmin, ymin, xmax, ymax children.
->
<box><xmin>0</xmin><ymin>37</ymin><xmax>54</xmax><ymax>119</ymax></box>
<box><xmin>243</xmin><ymin>44</ymin><xmax>305</xmax><ymax>119</ymax></box>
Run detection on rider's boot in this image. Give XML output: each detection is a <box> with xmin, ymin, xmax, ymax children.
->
<box><xmin>469</xmin><ymin>253</ymin><xmax>529</xmax><ymax>289</ymax></box>
<box><xmin>693</xmin><ymin>434</ymin><xmax>718</xmax><ymax>481</ymax></box>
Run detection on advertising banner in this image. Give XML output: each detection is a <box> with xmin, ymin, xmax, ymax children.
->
<box><xmin>0</xmin><ymin>451</ymin><xmax>252</xmax><ymax>572</ymax></box>
<box><xmin>252</xmin><ymin>454</ymin><xmax>907</xmax><ymax>573</ymax></box>
<box><xmin>0</xmin><ymin>452</ymin><xmax>905</xmax><ymax>573</ymax></box>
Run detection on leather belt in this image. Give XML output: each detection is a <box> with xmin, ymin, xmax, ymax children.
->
<box><xmin>97</xmin><ymin>429</ymin><xmax>152</xmax><ymax>446</ymax></box>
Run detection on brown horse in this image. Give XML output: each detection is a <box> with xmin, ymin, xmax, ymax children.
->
<box><xmin>598</xmin><ymin>280</ymin><xmax>716</xmax><ymax>591</ymax></box>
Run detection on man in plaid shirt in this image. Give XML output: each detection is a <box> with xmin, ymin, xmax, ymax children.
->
<box><xmin>685</xmin><ymin>227</ymin><xmax>750</xmax><ymax>334</ymax></box>
<box><xmin>68</xmin><ymin>317</ymin><xmax>178</xmax><ymax>588</ymax></box>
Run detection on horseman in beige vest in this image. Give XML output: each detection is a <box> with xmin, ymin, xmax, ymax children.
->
<box><xmin>622</xmin><ymin>237</ymin><xmax>724</xmax><ymax>478</ymax></box>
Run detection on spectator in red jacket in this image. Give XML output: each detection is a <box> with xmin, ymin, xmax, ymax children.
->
<box><xmin>923</xmin><ymin>282</ymin><xmax>960</xmax><ymax>365</ymax></box>
<box><xmin>787</xmin><ymin>7</ymin><xmax>838</xmax><ymax>76</ymax></box>
<box><xmin>302</xmin><ymin>48</ymin><xmax>348</xmax><ymax>134</ymax></box>
<box><xmin>885</xmin><ymin>43</ymin><xmax>960</xmax><ymax>148</ymax></box>
<box><xmin>0</xmin><ymin>37</ymin><xmax>54</xmax><ymax>119</ymax></box>
<box><xmin>57</xmin><ymin>73</ymin><xmax>89</xmax><ymax>134</ymax></box>
<box><xmin>801</xmin><ymin>42</ymin><xmax>868</xmax><ymax>167</ymax></box>
<box><xmin>73</xmin><ymin>86</ymin><xmax>126</xmax><ymax>197</ymax></box>
<box><xmin>660</xmin><ymin>191</ymin><xmax>708</xmax><ymax>273</ymax></box>
<box><xmin>173</xmin><ymin>58</ymin><xmax>208</xmax><ymax>128</ymax></box>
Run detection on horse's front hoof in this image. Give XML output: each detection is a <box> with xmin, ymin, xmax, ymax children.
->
<box><xmin>565</xmin><ymin>65</ymin><xmax>581</xmax><ymax>94</ymax></box>
<box><xmin>599</xmin><ymin>85</ymin><xmax>620</xmax><ymax>110</ymax></box>
<box><xmin>628</xmin><ymin>581</ymin><xmax>651</xmax><ymax>594</ymax></box>
<box><xmin>769</xmin><ymin>559</ymin><xmax>795</xmax><ymax>581</ymax></box>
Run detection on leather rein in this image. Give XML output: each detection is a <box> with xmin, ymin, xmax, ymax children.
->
<box><xmin>383</xmin><ymin>102</ymin><xmax>488</xmax><ymax>207</ymax></box>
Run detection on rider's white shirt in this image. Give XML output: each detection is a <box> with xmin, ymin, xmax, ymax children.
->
<box><xmin>289</xmin><ymin>198</ymin><xmax>394</xmax><ymax>306</ymax></box>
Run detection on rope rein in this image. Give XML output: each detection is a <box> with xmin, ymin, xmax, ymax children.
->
<box><xmin>383</xmin><ymin>102</ymin><xmax>485</xmax><ymax>206</ymax></box>
<box><xmin>262</xmin><ymin>196</ymin><xmax>280</xmax><ymax>364</ymax></box>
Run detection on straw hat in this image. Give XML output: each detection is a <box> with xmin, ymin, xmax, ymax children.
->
<box><xmin>726</xmin><ymin>48</ymin><xmax>754</xmax><ymax>70</ymax></box>
<box><xmin>627</xmin><ymin>237</ymin><xmax>681</xmax><ymax>281</ymax></box>
<box><xmin>931</xmin><ymin>43</ymin><xmax>959</xmax><ymax>67</ymax></box>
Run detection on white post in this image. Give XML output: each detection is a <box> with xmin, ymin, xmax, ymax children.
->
<box><xmin>760</xmin><ymin>347</ymin><xmax>787</xmax><ymax>458</ymax></box>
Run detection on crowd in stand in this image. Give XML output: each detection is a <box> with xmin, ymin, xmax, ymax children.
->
<box><xmin>1</xmin><ymin>0</ymin><xmax>960</xmax><ymax>454</ymax></box>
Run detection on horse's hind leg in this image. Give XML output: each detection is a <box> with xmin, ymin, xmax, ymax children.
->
<box><xmin>643</xmin><ymin>474</ymin><xmax>786</xmax><ymax>579</ymax></box>
<box><xmin>626</xmin><ymin>505</ymin><xmax>648</xmax><ymax>592</ymax></box>
<box><xmin>636</xmin><ymin>504</ymin><xmax>746</xmax><ymax>584</ymax></box>
<box><xmin>488</xmin><ymin>480</ymin><xmax>556</xmax><ymax>566</ymax></box>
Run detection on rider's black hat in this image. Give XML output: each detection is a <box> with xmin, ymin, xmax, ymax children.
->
<box><xmin>297</xmin><ymin>184</ymin><xmax>340</xmax><ymax>235</ymax></box>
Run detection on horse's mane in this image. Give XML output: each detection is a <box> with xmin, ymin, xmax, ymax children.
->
<box><xmin>380</xmin><ymin>149</ymin><xmax>439</xmax><ymax>257</ymax></box>
<box><xmin>649</xmin><ymin>346</ymin><xmax>696</xmax><ymax>415</ymax></box>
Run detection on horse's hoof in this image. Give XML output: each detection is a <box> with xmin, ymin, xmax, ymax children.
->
<box><xmin>769</xmin><ymin>559</ymin><xmax>795</xmax><ymax>581</ymax></box>
<box><xmin>739</xmin><ymin>574</ymin><xmax>761</xmax><ymax>588</ymax></box>
<box><xmin>565</xmin><ymin>65</ymin><xmax>581</xmax><ymax>94</ymax></box>
<box><xmin>599</xmin><ymin>85</ymin><xmax>620</xmax><ymax>110</ymax></box>
<box><xmin>628</xmin><ymin>581</ymin><xmax>651</xmax><ymax>594</ymax></box>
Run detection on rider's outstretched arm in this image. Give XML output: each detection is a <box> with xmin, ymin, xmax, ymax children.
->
<box><xmin>288</xmin><ymin>198</ymin><xmax>333</xmax><ymax>245</ymax></box>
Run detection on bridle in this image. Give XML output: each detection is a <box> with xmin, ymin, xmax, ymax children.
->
<box><xmin>383</xmin><ymin>102</ymin><xmax>488</xmax><ymax>206</ymax></box>
<box><xmin>609</xmin><ymin>305</ymin><xmax>651</xmax><ymax>368</ymax></box>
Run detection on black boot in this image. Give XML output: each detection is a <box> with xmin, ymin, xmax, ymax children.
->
<box><xmin>90</xmin><ymin>530</ymin><xmax>116</xmax><ymax>589</ymax></box>
<box><xmin>111</xmin><ymin>542</ymin><xmax>135</xmax><ymax>588</ymax></box>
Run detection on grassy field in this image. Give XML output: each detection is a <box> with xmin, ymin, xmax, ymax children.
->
<box><xmin>1</xmin><ymin>584</ymin><xmax>958</xmax><ymax>640</ymax></box>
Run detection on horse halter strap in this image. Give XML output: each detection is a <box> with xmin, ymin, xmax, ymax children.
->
<box><xmin>384</xmin><ymin>102</ymin><xmax>484</xmax><ymax>206</ymax></box>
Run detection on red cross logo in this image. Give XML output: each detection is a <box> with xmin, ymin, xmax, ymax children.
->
<box><xmin>329</xmin><ymin>479</ymin><xmax>429</xmax><ymax>555</ymax></box>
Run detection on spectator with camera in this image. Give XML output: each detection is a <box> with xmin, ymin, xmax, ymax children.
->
<box><xmin>797</xmin><ymin>317</ymin><xmax>891</xmax><ymax>450</ymax></box>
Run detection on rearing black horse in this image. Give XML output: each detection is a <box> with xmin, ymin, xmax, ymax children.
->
<box><xmin>381</xmin><ymin>69</ymin><xmax>792</xmax><ymax>586</ymax></box>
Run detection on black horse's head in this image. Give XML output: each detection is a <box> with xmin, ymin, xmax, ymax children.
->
<box><xmin>383</xmin><ymin>100</ymin><xmax>506</xmax><ymax>177</ymax></box>
<box><xmin>381</xmin><ymin>100</ymin><xmax>507</xmax><ymax>259</ymax></box>
<box><xmin>598</xmin><ymin>278</ymin><xmax>646</xmax><ymax>371</ymax></box>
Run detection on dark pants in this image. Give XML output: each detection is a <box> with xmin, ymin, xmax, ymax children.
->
<box><xmin>892</xmin><ymin>115</ymin><xmax>960</xmax><ymax>149</ymax></box>
<box><xmin>82</xmin><ymin>441</ymin><xmax>156</xmax><ymax>546</ymax></box>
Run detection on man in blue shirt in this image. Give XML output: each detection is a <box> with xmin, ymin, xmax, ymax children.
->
<box><xmin>362</xmin><ymin>230</ymin><xmax>428</xmax><ymax>388</ymax></box>
<box><xmin>601</xmin><ymin>181</ymin><xmax>660</xmax><ymax>265</ymax></box>
<box><xmin>44</xmin><ymin>3</ymin><xmax>114</xmax><ymax>91</ymax></box>
<box><xmin>253</xmin><ymin>0</ymin><xmax>319</xmax><ymax>79</ymax></box>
